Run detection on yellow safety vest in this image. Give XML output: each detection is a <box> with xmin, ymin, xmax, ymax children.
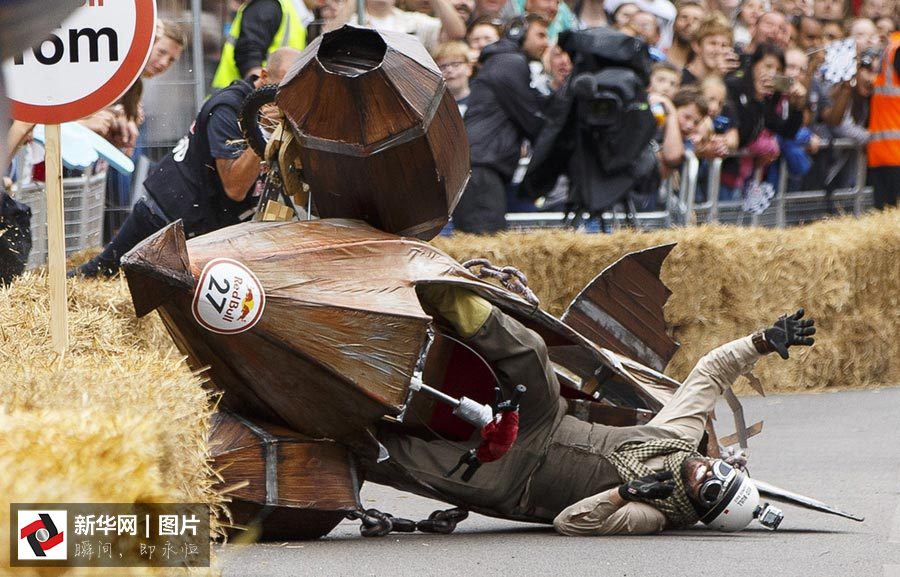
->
<box><xmin>212</xmin><ymin>0</ymin><xmax>306</xmax><ymax>89</ymax></box>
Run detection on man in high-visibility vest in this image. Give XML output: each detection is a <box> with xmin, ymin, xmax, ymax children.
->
<box><xmin>212</xmin><ymin>0</ymin><xmax>308</xmax><ymax>90</ymax></box>
<box><xmin>868</xmin><ymin>31</ymin><xmax>900</xmax><ymax>209</ymax></box>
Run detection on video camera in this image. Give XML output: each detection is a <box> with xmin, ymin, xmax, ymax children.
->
<box><xmin>522</xmin><ymin>27</ymin><xmax>658</xmax><ymax>217</ymax></box>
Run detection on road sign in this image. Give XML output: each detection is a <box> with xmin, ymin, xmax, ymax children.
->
<box><xmin>3</xmin><ymin>0</ymin><xmax>157</xmax><ymax>124</ymax></box>
<box><xmin>2</xmin><ymin>0</ymin><xmax>157</xmax><ymax>353</ymax></box>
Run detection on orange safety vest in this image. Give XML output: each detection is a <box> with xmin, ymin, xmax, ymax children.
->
<box><xmin>869</xmin><ymin>33</ymin><xmax>900</xmax><ymax>168</ymax></box>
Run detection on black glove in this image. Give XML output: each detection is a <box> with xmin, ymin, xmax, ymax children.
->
<box><xmin>618</xmin><ymin>470</ymin><xmax>675</xmax><ymax>501</ymax></box>
<box><xmin>763</xmin><ymin>308</ymin><xmax>816</xmax><ymax>359</ymax></box>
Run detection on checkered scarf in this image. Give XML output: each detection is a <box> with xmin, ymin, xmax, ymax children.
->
<box><xmin>606</xmin><ymin>438</ymin><xmax>702</xmax><ymax>528</ymax></box>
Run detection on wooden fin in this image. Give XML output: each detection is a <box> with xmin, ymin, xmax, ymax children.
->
<box><xmin>561</xmin><ymin>243</ymin><xmax>679</xmax><ymax>372</ymax></box>
<box><xmin>121</xmin><ymin>220</ymin><xmax>194</xmax><ymax>317</ymax></box>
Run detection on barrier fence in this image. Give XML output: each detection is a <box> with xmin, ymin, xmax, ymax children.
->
<box><xmin>498</xmin><ymin>138</ymin><xmax>873</xmax><ymax>232</ymax></box>
<box><xmin>5</xmin><ymin>140</ymin><xmax>875</xmax><ymax>269</ymax></box>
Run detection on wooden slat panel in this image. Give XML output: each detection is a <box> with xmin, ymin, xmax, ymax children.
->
<box><xmin>561</xmin><ymin>244</ymin><xmax>679</xmax><ymax>371</ymax></box>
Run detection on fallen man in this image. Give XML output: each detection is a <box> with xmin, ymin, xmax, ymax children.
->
<box><xmin>364</xmin><ymin>286</ymin><xmax>816</xmax><ymax>535</ymax></box>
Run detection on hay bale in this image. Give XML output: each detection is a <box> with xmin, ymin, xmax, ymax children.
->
<box><xmin>434</xmin><ymin>209</ymin><xmax>900</xmax><ymax>392</ymax></box>
<box><xmin>0</xmin><ymin>273</ymin><xmax>220</xmax><ymax>576</ymax></box>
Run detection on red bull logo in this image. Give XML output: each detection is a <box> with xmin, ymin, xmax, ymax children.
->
<box><xmin>192</xmin><ymin>259</ymin><xmax>266</xmax><ymax>334</ymax></box>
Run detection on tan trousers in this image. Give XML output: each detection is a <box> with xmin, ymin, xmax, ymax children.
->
<box><xmin>366</xmin><ymin>307</ymin><xmax>762</xmax><ymax>523</ymax></box>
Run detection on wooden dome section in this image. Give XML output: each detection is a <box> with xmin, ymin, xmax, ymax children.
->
<box><xmin>276</xmin><ymin>26</ymin><xmax>469</xmax><ymax>240</ymax></box>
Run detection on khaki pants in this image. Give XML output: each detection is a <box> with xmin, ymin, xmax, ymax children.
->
<box><xmin>366</xmin><ymin>307</ymin><xmax>760</xmax><ymax>523</ymax></box>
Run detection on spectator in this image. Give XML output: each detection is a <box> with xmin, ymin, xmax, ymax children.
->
<box><xmin>821</xmin><ymin>19</ymin><xmax>845</xmax><ymax>44</ymax></box>
<box><xmin>651</xmin><ymin>86</ymin><xmax>710</xmax><ymax>181</ymax></box>
<box><xmin>573</xmin><ymin>0</ymin><xmax>609</xmax><ymax>28</ymax></box>
<box><xmin>630</xmin><ymin>11</ymin><xmax>662</xmax><ymax>47</ymax></box>
<box><xmin>212</xmin><ymin>0</ymin><xmax>307</xmax><ymax>90</ymax></box>
<box><xmin>722</xmin><ymin>42</ymin><xmax>804</xmax><ymax>196</ymax></box>
<box><xmin>453</xmin><ymin>0</ymin><xmax>476</xmax><ymax>20</ymax></box>
<box><xmin>513</xmin><ymin>0</ymin><xmax>576</xmax><ymax>41</ymax></box>
<box><xmin>611</xmin><ymin>2</ymin><xmax>641</xmax><ymax>29</ymax></box>
<box><xmin>76</xmin><ymin>20</ymin><xmax>187</xmax><ymax>242</ymax></box>
<box><xmin>848</xmin><ymin>18</ymin><xmax>880</xmax><ymax>55</ymax></box>
<box><xmin>696</xmin><ymin>74</ymin><xmax>740</xmax><ymax>157</ymax></box>
<box><xmin>452</xmin><ymin>14</ymin><xmax>549</xmax><ymax>233</ymax></box>
<box><xmin>710</xmin><ymin>0</ymin><xmax>740</xmax><ymax>15</ymax></box>
<box><xmin>341</xmin><ymin>0</ymin><xmax>468</xmax><ymax>52</ymax></box>
<box><xmin>875</xmin><ymin>17</ymin><xmax>896</xmax><ymax>48</ymax></box>
<box><xmin>734</xmin><ymin>0</ymin><xmax>767</xmax><ymax>48</ymax></box>
<box><xmin>773</xmin><ymin>0</ymin><xmax>814</xmax><ymax>17</ymax></box>
<box><xmin>466</xmin><ymin>16</ymin><xmax>503</xmax><ymax>60</ymax></box>
<box><xmin>673</xmin><ymin>85</ymin><xmax>710</xmax><ymax>143</ymax></box>
<box><xmin>606</xmin><ymin>0</ymin><xmax>677</xmax><ymax>48</ymax></box>
<box><xmin>72</xmin><ymin>48</ymin><xmax>303</xmax><ymax>277</ymax></box>
<box><xmin>805</xmin><ymin>49</ymin><xmax>878</xmax><ymax>192</ymax></box>
<box><xmin>650</xmin><ymin>61</ymin><xmax>682</xmax><ymax>99</ymax></box>
<box><xmin>434</xmin><ymin>41</ymin><xmax>474</xmax><ymax>114</ymax></box>
<box><xmin>795</xmin><ymin>15</ymin><xmax>825</xmax><ymax>51</ymax></box>
<box><xmin>813</xmin><ymin>0</ymin><xmax>844</xmax><ymax>20</ymax></box>
<box><xmin>470</xmin><ymin>0</ymin><xmax>515</xmax><ymax>21</ymax></box>
<box><xmin>745</xmin><ymin>11</ymin><xmax>790</xmax><ymax>52</ymax></box>
<box><xmin>681</xmin><ymin>14</ymin><xmax>734</xmax><ymax>86</ymax></box>
<box><xmin>861</xmin><ymin>0</ymin><xmax>891</xmax><ymax>20</ymax></box>
<box><xmin>405</xmin><ymin>0</ymin><xmax>479</xmax><ymax>27</ymax></box>
<box><xmin>774</xmin><ymin>46</ymin><xmax>821</xmax><ymax>190</ymax></box>
<box><xmin>667</xmin><ymin>0</ymin><xmax>705</xmax><ymax>69</ymax></box>
<box><xmin>865</xmin><ymin>36</ymin><xmax>899</xmax><ymax>209</ymax></box>
<box><xmin>544</xmin><ymin>43</ymin><xmax>573</xmax><ymax>92</ymax></box>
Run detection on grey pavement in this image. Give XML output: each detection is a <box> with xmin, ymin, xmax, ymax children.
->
<box><xmin>218</xmin><ymin>387</ymin><xmax>900</xmax><ymax>577</ymax></box>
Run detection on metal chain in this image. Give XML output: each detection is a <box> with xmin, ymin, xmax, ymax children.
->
<box><xmin>461</xmin><ymin>259</ymin><xmax>540</xmax><ymax>307</ymax></box>
<box><xmin>347</xmin><ymin>507</ymin><xmax>468</xmax><ymax>537</ymax></box>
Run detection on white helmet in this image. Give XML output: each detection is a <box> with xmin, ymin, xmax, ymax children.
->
<box><xmin>696</xmin><ymin>459</ymin><xmax>760</xmax><ymax>532</ymax></box>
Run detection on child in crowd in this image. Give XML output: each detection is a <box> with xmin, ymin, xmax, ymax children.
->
<box><xmin>465</xmin><ymin>16</ymin><xmax>502</xmax><ymax>61</ymax></box>
<box><xmin>695</xmin><ymin>75</ymin><xmax>739</xmax><ymax>158</ymax></box>
<box><xmin>649</xmin><ymin>62</ymin><xmax>681</xmax><ymax>100</ymax></box>
<box><xmin>673</xmin><ymin>86</ymin><xmax>710</xmax><ymax>145</ymax></box>
<box><xmin>434</xmin><ymin>41</ymin><xmax>474</xmax><ymax>115</ymax></box>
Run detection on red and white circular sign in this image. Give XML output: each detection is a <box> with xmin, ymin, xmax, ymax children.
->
<box><xmin>192</xmin><ymin>258</ymin><xmax>267</xmax><ymax>335</ymax></box>
<box><xmin>3</xmin><ymin>0</ymin><xmax>157</xmax><ymax>123</ymax></box>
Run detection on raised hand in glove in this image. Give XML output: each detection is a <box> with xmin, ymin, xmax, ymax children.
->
<box><xmin>618</xmin><ymin>471</ymin><xmax>675</xmax><ymax>501</ymax></box>
<box><xmin>760</xmin><ymin>308</ymin><xmax>816</xmax><ymax>359</ymax></box>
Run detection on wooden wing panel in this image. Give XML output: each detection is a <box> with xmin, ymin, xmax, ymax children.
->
<box><xmin>561</xmin><ymin>244</ymin><xmax>679</xmax><ymax>372</ymax></box>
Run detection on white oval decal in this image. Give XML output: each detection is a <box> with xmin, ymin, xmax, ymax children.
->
<box><xmin>192</xmin><ymin>258</ymin><xmax>266</xmax><ymax>334</ymax></box>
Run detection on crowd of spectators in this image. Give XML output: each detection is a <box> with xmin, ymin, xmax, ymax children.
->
<box><xmin>396</xmin><ymin>0</ymin><xmax>900</xmax><ymax>231</ymax></box>
<box><xmin>6</xmin><ymin>0</ymin><xmax>900</xmax><ymax>252</ymax></box>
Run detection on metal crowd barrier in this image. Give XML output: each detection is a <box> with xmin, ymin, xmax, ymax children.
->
<box><xmin>502</xmin><ymin>139</ymin><xmax>874</xmax><ymax>232</ymax></box>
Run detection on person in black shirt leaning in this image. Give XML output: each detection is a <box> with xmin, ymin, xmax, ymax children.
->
<box><xmin>72</xmin><ymin>48</ymin><xmax>302</xmax><ymax>278</ymax></box>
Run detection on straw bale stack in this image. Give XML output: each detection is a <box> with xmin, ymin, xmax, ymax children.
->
<box><xmin>434</xmin><ymin>209</ymin><xmax>900</xmax><ymax>392</ymax></box>
<box><xmin>0</xmin><ymin>273</ymin><xmax>220</xmax><ymax>577</ymax></box>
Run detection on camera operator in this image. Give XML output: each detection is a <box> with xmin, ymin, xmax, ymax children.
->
<box><xmin>452</xmin><ymin>14</ymin><xmax>550</xmax><ymax>234</ymax></box>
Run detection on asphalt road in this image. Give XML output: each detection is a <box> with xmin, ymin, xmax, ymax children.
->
<box><xmin>218</xmin><ymin>387</ymin><xmax>900</xmax><ymax>577</ymax></box>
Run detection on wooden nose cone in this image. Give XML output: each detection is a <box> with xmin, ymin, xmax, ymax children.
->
<box><xmin>277</xmin><ymin>26</ymin><xmax>470</xmax><ymax>240</ymax></box>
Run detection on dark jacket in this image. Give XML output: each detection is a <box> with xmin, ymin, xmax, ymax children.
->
<box><xmin>235</xmin><ymin>0</ymin><xmax>283</xmax><ymax>78</ymax></box>
<box><xmin>464</xmin><ymin>39</ymin><xmax>545</xmax><ymax>180</ymax></box>
<box><xmin>725</xmin><ymin>75</ymin><xmax>803</xmax><ymax>148</ymax></box>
